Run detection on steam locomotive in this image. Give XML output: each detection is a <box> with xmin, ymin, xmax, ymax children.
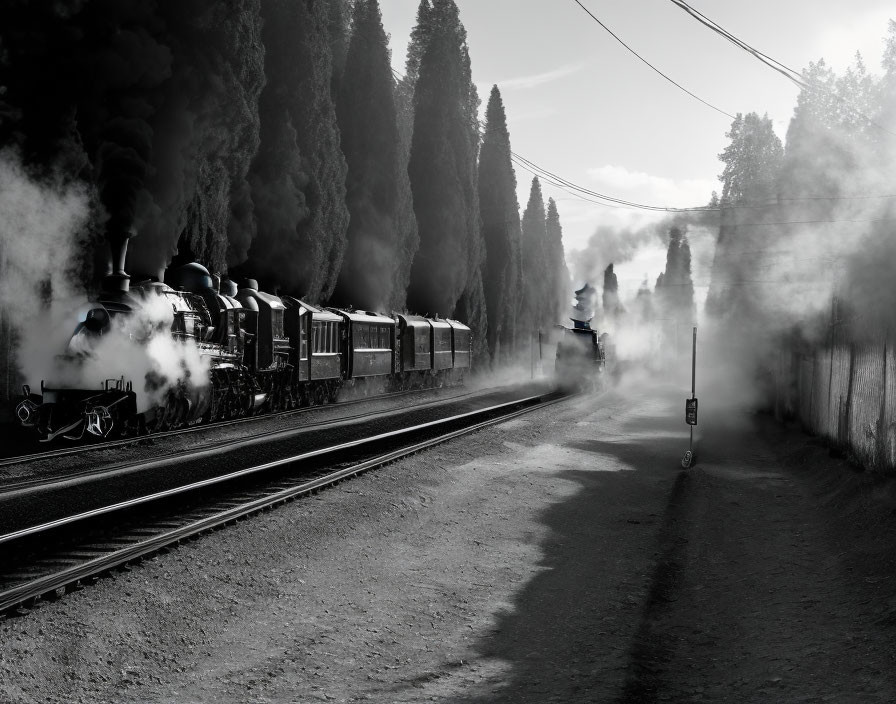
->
<box><xmin>554</xmin><ymin>324</ymin><xmax>608</xmax><ymax>391</ymax></box>
<box><xmin>15</xmin><ymin>261</ymin><xmax>472</xmax><ymax>442</ymax></box>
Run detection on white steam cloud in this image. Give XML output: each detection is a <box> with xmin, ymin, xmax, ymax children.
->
<box><xmin>60</xmin><ymin>292</ymin><xmax>211</xmax><ymax>412</ymax></box>
<box><xmin>0</xmin><ymin>150</ymin><xmax>91</xmax><ymax>393</ymax></box>
<box><xmin>0</xmin><ymin>150</ymin><xmax>210</xmax><ymax>413</ymax></box>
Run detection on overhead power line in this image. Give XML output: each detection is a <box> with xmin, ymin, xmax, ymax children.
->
<box><xmin>570</xmin><ymin>0</ymin><xmax>735</xmax><ymax>119</ymax></box>
<box><xmin>667</xmin><ymin>0</ymin><xmax>806</xmax><ymax>88</ymax></box>
<box><xmin>667</xmin><ymin>0</ymin><xmax>896</xmax><ymax>137</ymax></box>
<box><xmin>393</xmin><ymin>44</ymin><xmax>896</xmax><ymax>215</ymax></box>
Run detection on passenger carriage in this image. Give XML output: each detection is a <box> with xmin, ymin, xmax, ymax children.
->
<box><xmin>329</xmin><ymin>309</ymin><xmax>396</xmax><ymax>396</ymax></box>
<box><xmin>447</xmin><ymin>319</ymin><xmax>472</xmax><ymax>384</ymax></box>
<box><xmin>282</xmin><ymin>298</ymin><xmax>343</xmax><ymax>406</ymax></box>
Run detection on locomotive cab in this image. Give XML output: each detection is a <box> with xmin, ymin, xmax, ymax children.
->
<box><xmin>555</xmin><ymin>326</ymin><xmax>606</xmax><ymax>391</ymax></box>
<box><xmin>236</xmin><ymin>280</ymin><xmax>290</xmax><ymax>374</ymax></box>
<box><xmin>163</xmin><ymin>263</ymin><xmax>244</xmax><ymax>362</ymax></box>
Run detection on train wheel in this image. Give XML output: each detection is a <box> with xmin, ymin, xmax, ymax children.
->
<box><xmin>313</xmin><ymin>384</ymin><xmax>326</xmax><ymax>406</ymax></box>
<box><xmin>170</xmin><ymin>397</ymin><xmax>189</xmax><ymax>429</ymax></box>
<box><xmin>328</xmin><ymin>383</ymin><xmax>340</xmax><ymax>404</ymax></box>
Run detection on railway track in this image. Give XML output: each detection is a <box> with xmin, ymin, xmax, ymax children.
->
<box><xmin>0</xmin><ymin>383</ymin><xmax>489</xmax><ymax>472</ymax></box>
<box><xmin>0</xmin><ymin>388</ymin><xmax>570</xmax><ymax>616</ymax></box>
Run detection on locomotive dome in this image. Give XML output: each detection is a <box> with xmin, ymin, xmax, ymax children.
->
<box><xmin>164</xmin><ymin>261</ymin><xmax>214</xmax><ymax>293</ymax></box>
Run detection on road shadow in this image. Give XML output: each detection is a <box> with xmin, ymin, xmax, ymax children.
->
<box><xmin>441</xmin><ymin>431</ymin><xmax>694</xmax><ymax>703</ymax></box>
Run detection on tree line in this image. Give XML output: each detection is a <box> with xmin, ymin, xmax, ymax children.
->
<box><xmin>0</xmin><ymin>0</ymin><xmax>572</xmax><ymax>401</ymax></box>
<box><xmin>597</xmin><ymin>22</ymin><xmax>896</xmax><ymax>351</ymax></box>
<box><xmin>706</xmin><ymin>24</ymin><xmax>896</xmax><ymax>335</ymax></box>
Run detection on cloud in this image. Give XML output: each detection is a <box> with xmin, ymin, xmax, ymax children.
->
<box><xmin>495</xmin><ymin>62</ymin><xmax>585</xmax><ymax>90</ymax></box>
<box><xmin>586</xmin><ymin>164</ymin><xmax>716</xmax><ymax>209</ymax></box>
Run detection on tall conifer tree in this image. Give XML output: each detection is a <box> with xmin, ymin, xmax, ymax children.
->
<box><xmin>406</xmin><ymin>0</ymin><xmax>481</xmax><ymax>323</ymax></box>
<box><xmin>602</xmin><ymin>263</ymin><xmax>622</xmax><ymax>319</ymax></box>
<box><xmin>245</xmin><ymin>0</ymin><xmax>349</xmax><ymax>302</ymax></box>
<box><xmin>520</xmin><ymin>177</ymin><xmax>547</xmax><ymax>334</ymax></box>
<box><xmin>545</xmin><ymin>197</ymin><xmax>569</xmax><ymax>328</ymax></box>
<box><xmin>706</xmin><ymin>112</ymin><xmax>782</xmax><ymax>319</ymax></box>
<box><xmin>656</xmin><ymin>227</ymin><xmax>695</xmax><ymax>326</ymax></box>
<box><xmin>333</xmin><ymin>0</ymin><xmax>417</xmax><ymax>311</ymax></box>
<box><xmin>478</xmin><ymin>85</ymin><xmax>521</xmax><ymax>361</ymax></box>
<box><xmin>324</xmin><ymin>0</ymin><xmax>352</xmax><ymax>98</ymax></box>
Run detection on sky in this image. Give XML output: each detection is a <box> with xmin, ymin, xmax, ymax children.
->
<box><xmin>379</xmin><ymin>0</ymin><xmax>895</xmax><ymax>303</ymax></box>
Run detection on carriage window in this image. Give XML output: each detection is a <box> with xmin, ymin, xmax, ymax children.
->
<box><xmin>313</xmin><ymin>323</ymin><xmax>320</xmax><ymax>354</ymax></box>
<box><xmin>271</xmin><ymin>309</ymin><xmax>284</xmax><ymax>339</ymax></box>
<box><xmin>330</xmin><ymin>322</ymin><xmax>337</xmax><ymax>352</ymax></box>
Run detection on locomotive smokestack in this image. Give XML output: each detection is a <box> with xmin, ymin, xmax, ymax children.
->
<box><xmin>103</xmin><ymin>226</ymin><xmax>136</xmax><ymax>293</ymax></box>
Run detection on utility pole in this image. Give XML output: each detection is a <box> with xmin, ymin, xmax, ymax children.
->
<box><xmin>530</xmin><ymin>330</ymin><xmax>535</xmax><ymax>379</ymax></box>
<box><xmin>682</xmin><ymin>326</ymin><xmax>698</xmax><ymax>468</ymax></box>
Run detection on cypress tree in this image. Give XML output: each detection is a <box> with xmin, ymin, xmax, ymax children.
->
<box><xmin>332</xmin><ymin>0</ymin><xmax>416</xmax><ymax>311</ymax></box>
<box><xmin>478</xmin><ymin>85</ymin><xmax>521</xmax><ymax>361</ymax></box>
<box><xmin>657</xmin><ymin>227</ymin><xmax>695</xmax><ymax>326</ymax></box>
<box><xmin>406</xmin><ymin>0</ymin><xmax>481</xmax><ymax>321</ymax></box>
<box><xmin>245</xmin><ymin>0</ymin><xmax>349</xmax><ymax>302</ymax></box>
<box><xmin>545</xmin><ymin>197</ymin><xmax>569</xmax><ymax>329</ymax></box>
<box><xmin>602</xmin><ymin>263</ymin><xmax>622</xmax><ymax>319</ymax></box>
<box><xmin>404</xmin><ymin>0</ymin><xmax>435</xmax><ymax>88</ymax></box>
<box><xmin>324</xmin><ymin>0</ymin><xmax>352</xmax><ymax>98</ymax></box>
<box><xmin>159</xmin><ymin>0</ymin><xmax>265</xmax><ymax>276</ymax></box>
<box><xmin>634</xmin><ymin>279</ymin><xmax>654</xmax><ymax>325</ymax></box>
<box><xmin>394</xmin><ymin>0</ymin><xmax>434</xmax><ymax>181</ymax></box>
<box><xmin>520</xmin><ymin>177</ymin><xmax>547</xmax><ymax>335</ymax></box>
<box><xmin>706</xmin><ymin>112</ymin><xmax>783</xmax><ymax>319</ymax></box>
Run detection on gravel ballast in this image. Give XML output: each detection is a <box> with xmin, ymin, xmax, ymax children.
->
<box><xmin>2</xmin><ymin>378</ymin><xmax>896</xmax><ymax>702</ymax></box>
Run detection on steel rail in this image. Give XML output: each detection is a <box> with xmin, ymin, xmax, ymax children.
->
<box><xmin>0</xmin><ymin>383</ymin><xmax>478</xmax><ymax>468</ymax></box>
<box><xmin>0</xmin><ymin>383</ymin><xmax>502</xmax><ymax>476</ymax></box>
<box><xmin>0</xmin><ymin>384</ymin><xmax>520</xmax><ymax>497</ymax></box>
<box><xmin>0</xmin><ymin>390</ymin><xmax>570</xmax><ymax>614</ymax></box>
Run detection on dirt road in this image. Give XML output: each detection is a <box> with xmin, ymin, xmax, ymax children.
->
<box><xmin>1</xmin><ymin>380</ymin><xmax>895</xmax><ymax>703</ymax></box>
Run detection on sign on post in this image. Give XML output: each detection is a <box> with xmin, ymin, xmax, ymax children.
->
<box><xmin>685</xmin><ymin>397</ymin><xmax>698</xmax><ymax>425</ymax></box>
